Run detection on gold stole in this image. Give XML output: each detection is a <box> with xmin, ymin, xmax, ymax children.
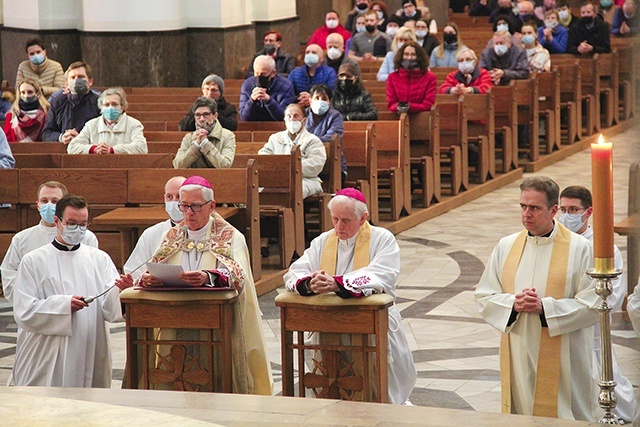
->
<box><xmin>319</xmin><ymin>221</ymin><xmax>372</xmax><ymax>274</ymax></box>
<box><xmin>500</xmin><ymin>224</ymin><xmax>571</xmax><ymax>417</ymax></box>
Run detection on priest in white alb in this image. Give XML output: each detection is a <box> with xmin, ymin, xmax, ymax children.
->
<box><xmin>475</xmin><ymin>176</ymin><xmax>600</xmax><ymax>421</ymax></box>
<box><xmin>283</xmin><ymin>188</ymin><xmax>417</xmax><ymax>404</ymax></box>
<box><xmin>12</xmin><ymin>195</ymin><xmax>131</xmax><ymax>387</ymax></box>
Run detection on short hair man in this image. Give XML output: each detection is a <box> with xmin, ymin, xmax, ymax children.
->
<box><xmin>480</xmin><ymin>30</ymin><xmax>530</xmax><ymax>85</ymax></box>
<box><xmin>567</xmin><ymin>1</ymin><xmax>612</xmax><ymax>55</ymax></box>
<box><xmin>284</xmin><ymin>188</ymin><xmax>417</xmax><ymax>404</ymax></box>
<box><xmin>558</xmin><ymin>185</ymin><xmax>637</xmax><ymax>423</ymax></box>
<box><xmin>512</xmin><ymin>0</ymin><xmax>544</xmax><ymax>32</ymax></box>
<box><xmin>308</xmin><ymin>10</ymin><xmax>352</xmax><ymax>50</ymax></box>
<box><xmin>179</xmin><ymin>74</ymin><xmax>238</xmax><ymax>132</ymax></box>
<box><xmin>42</xmin><ymin>61</ymin><xmax>100</xmax><ymax>143</ymax></box>
<box><xmin>611</xmin><ymin>0</ymin><xmax>640</xmax><ymax>35</ymax></box>
<box><xmin>15</xmin><ymin>38</ymin><xmax>64</xmax><ymax>97</ymax></box>
<box><xmin>245</xmin><ymin>31</ymin><xmax>295</xmax><ymax>78</ymax></box>
<box><xmin>173</xmin><ymin>97</ymin><xmax>236</xmax><ymax>169</ymax></box>
<box><xmin>1</xmin><ymin>181</ymin><xmax>98</xmax><ymax>304</ymax></box>
<box><xmin>12</xmin><ymin>194</ymin><xmax>130</xmax><ymax>387</ymax></box>
<box><xmin>324</xmin><ymin>33</ymin><xmax>361</xmax><ymax>76</ymax></box>
<box><xmin>556</xmin><ymin>0</ymin><xmax>579</xmax><ymax>29</ymax></box>
<box><xmin>288</xmin><ymin>44</ymin><xmax>337</xmax><ymax>108</ymax></box>
<box><xmin>128</xmin><ymin>176</ymin><xmax>273</xmax><ymax>395</ymax></box>
<box><xmin>475</xmin><ymin>176</ymin><xmax>600</xmax><ymax>420</ymax></box>
<box><xmin>123</xmin><ymin>176</ymin><xmax>187</xmax><ymax>281</ymax></box>
<box><xmin>349</xmin><ymin>10</ymin><xmax>391</xmax><ymax>62</ymax></box>
<box><xmin>239</xmin><ymin>55</ymin><xmax>294</xmax><ymax>122</ymax></box>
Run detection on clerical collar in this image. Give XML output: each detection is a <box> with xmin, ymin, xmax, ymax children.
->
<box><xmin>527</xmin><ymin>221</ymin><xmax>555</xmax><ymax>238</ymax></box>
<box><xmin>187</xmin><ymin>223</ymin><xmax>208</xmax><ymax>241</ymax></box>
<box><xmin>52</xmin><ymin>238</ymin><xmax>80</xmax><ymax>251</ymax></box>
<box><xmin>338</xmin><ymin>231</ymin><xmax>359</xmax><ymax>246</ymax></box>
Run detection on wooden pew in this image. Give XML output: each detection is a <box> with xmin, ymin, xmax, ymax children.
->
<box><xmin>147</xmin><ymin>142</ymin><xmax>181</xmax><ymax>154</ymax></box>
<box><xmin>432</xmin><ymin>100</ymin><xmax>467</xmax><ymax>195</ymax></box>
<box><xmin>13</xmin><ymin>153</ymin><xmax>175</xmax><ymax>169</ymax></box>
<box><xmin>408</xmin><ymin>110</ymin><xmax>439</xmax><ymax>207</ymax></box>
<box><xmin>126</xmin><ymin>164</ymin><xmax>261</xmax><ymax>280</ymax></box>
<box><xmin>612</xmin><ymin>41</ymin><xmax>636</xmax><ymax>120</ymax></box>
<box><xmin>8</xmin><ymin>142</ymin><xmax>67</xmax><ymax>154</ymax></box>
<box><xmin>460</xmin><ymin>92</ymin><xmax>496</xmax><ymax>183</ymax></box>
<box><xmin>342</xmin><ymin>126</ymin><xmax>379</xmax><ymax>225</ymax></box>
<box><xmin>514</xmin><ymin>78</ymin><xmax>540</xmax><ymax>163</ymax></box>
<box><xmin>490</xmin><ymin>83</ymin><xmax>519</xmax><ymax>173</ymax></box>
<box><xmin>533</xmin><ymin>70</ymin><xmax>561</xmax><ymax>154</ymax></box>
<box><xmin>14</xmin><ymin>153</ymin><xmax>62</xmax><ymax>168</ymax></box>
<box><xmin>555</xmin><ymin>60</ymin><xmax>582</xmax><ymax>144</ymax></box>
<box><xmin>553</xmin><ymin>55</ymin><xmax>599</xmax><ymax>136</ymax></box>
<box><xmin>596</xmin><ymin>51</ymin><xmax>619</xmax><ymax>128</ymax></box>
<box><xmin>0</xmin><ymin>169</ymin><xmax>21</xmax><ymax>261</ymax></box>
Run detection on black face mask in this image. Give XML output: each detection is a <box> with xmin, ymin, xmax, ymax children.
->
<box><xmin>264</xmin><ymin>44</ymin><xmax>277</xmax><ymax>55</ymax></box>
<box><xmin>580</xmin><ymin>16</ymin><xmax>594</xmax><ymax>25</ymax></box>
<box><xmin>257</xmin><ymin>75</ymin><xmax>271</xmax><ymax>89</ymax></box>
<box><xmin>444</xmin><ymin>33</ymin><xmax>457</xmax><ymax>44</ymax></box>
<box><xmin>402</xmin><ymin>59</ymin><xmax>418</xmax><ymax>70</ymax></box>
<box><xmin>339</xmin><ymin>79</ymin><xmax>355</xmax><ymax>92</ymax></box>
<box><xmin>356</xmin><ymin>3</ymin><xmax>368</xmax><ymax>10</ymax></box>
<box><xmin>365</xmin><ymin>24</ymin><xmax>377</xmax><ymax>33</ymax></box>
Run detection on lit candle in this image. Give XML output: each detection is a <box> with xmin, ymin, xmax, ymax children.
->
<box><xmin>590</xmin><ymin>134</ymin><xmax>615</xmax><ymax>266</ymax></box>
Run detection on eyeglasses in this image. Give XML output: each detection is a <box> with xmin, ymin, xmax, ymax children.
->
<box><xmin>194</xmin><ymin>112</ymin><xmax>213</xmax><ymax>118</ymax></box>
<box><xmin>58</xmin><ymin>217</ymin><xmax>89</xmax><ymax>230</ymax></box>
<box><xmin>178</xmin><ymin>200</ymin><xmax>212</xmax><ymax>212</ymax></box>
<box><xmin>559</xmin><ymin>207</ymin><xmax>585</xmax><ymax>214</ymax></box>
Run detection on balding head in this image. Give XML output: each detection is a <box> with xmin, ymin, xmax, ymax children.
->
<box><xmin>253</xmin><ymin>55</ymin><xmax>276</xmax><ymax>75</ymax></box>
<box><xmin>326</xmin><ymin>33</ymin><xmax>345</xmax><ymax>50</ymax></box>
<box><xmin>164</xmin><ymin>176</ymin><xmax>186</xmax><ymax>202</ymax></box>
<box><xmin>519</xmin><ymin>0</ymin><xmax>534</xmax><ymax>13</ymax></box>
<box><xmin>305</xmin><ymin>44</ymin><xmax>325</xmax><ymax>62</ymax></box>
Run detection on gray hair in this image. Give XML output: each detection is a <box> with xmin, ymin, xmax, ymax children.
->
<box><xmin>493</xmin><ymin>30</ymin><xmax>512</xmax><ymax>42</ymax></box>
<box><xmin>253</xmin><ymin>55</ymin><xmax>276</xmax><ymax>72</ymax></box>
<box><xmin>201</xmin><ymin>74</ymin><xmax>225</xmax><ymax>95</ymax></box>
<box><xmin>98</xmin><ymin>87</ymin><xmax>128</xmax><ymax>111</ymax></box>
<box><xmin>456</xmin><ymin>47</ymin><xmax>477</xmax><ymax>61</ymax></box>
<box><xmin>190</xmin><ymin>96</ymin><xmax>218</xmax><ymax>114</ymax></box>
<box><xmin>179</xmin><ymin>184</ymin><xmax>214</xmax><ymax>202</ymax></box>
<box><xmin>520</xmin><ymin>176</ymin><xmax>559</xmax><ymax>208</ymax></box>
<box><xmin>327</xmin><ymin>195</ymin><xmax>369</xmax><ymax>218</ymax></box>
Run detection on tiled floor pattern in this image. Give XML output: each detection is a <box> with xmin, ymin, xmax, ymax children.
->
<box><xmin>0</xmin><ymin>128</ymin><xmax>638</xmax><ymax>416</ymax></box>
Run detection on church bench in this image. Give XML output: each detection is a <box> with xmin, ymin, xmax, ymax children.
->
<box><xmin>14</xmin><ymin>153</ymin><xmax>63</xmax><ymax>168</ymax></box>
<box><xmin>611</xmin><ymin>41</ymin><xmax>635</xmax><ymax>120</ymax></box>
<box><xmin>432</xmin><ymin>100</ymin><xmax>467</xmax><ymax>196</ymax></box>
<box><xmin>513</xmin><ymin>78</ymin><xmax>541</xmax><ymax>163</ymax></box>
<box><xmin>126</xmin><ymin>163</ymin><xmax>261</xmax><ymax>280</ymax></box>
<box><xmin>236</xmin><ymin>121</ymin><xmax>283</xmax><ymax>133</ymax></box>
<box><xmin>555</xmin><ymin>60</ymin><xmax>582</xmax><ymax>144</ymax></box>
<box><xmin>596</xmin><ymin>51</ymin><xmax>619</xmax><ymax>128</ymax></box>
<box><xmin>459</xmin><ymin>92</ymin><xmax>496</xmax><ymax>183</ymax></box>
<box><xmin>8</xmin><ymin>142</ymin><xmax>67</xmax><ymax>154</ymax></box>
<box><xmin>232</xmin><ymin>149</ymin><xmax>304</xmax><ymax>269</ymax></box>
<box><xmin>146</xmin><ymin>142</ymin><xmax>181</xmax><ymax>154</ymax></box>
<box><xmin>407</xmin><ymin>110</ymin><xmax>439</xmax><ymax>207</ymax></box>
<box><xmin>449</xmin><ymin>13</ymin><xmax>479</xmax><ymax>28</ymax></box>
<box><xmin>13</xmin><ymin>154</ymin><xmax>175</xmax><ymax>169</ymax></box>
<box><xmin>127</xmin><ymin>102</ymin><xmax>192</xmax><ymax>113</ymax></box>
<box><xmin>533</xmin><ymin>70</ymin><xmax>562</xmax><ymax>155</ymax></box>
<box><xmin>342</xmin><ymin>125</ymin><xmax>379</xmax><ymax>225</ymax></box>
<box><xmin>133</xmin><ymin>111</ymin><xmax>186</xmax><ymax>123</ymax></box>
<box><xmin>490</xmin><ymin>82</ymin><xmax>519</xmax><ymax>173</ymax></box>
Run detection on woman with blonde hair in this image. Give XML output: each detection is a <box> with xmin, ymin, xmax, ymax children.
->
<box><xmin>4</xmin><ymin>79</ymin><xmax>50</xmax><ymax>142</ymax></box>
<box><xmin>376</xmin><ymin>26</ymin><xmax>417</xmax><ymax>81</ymax></box>
<box><xmin>429</xmin><ymin>22</ymin><xmax>467</xmax><ymax>67</ymax></box>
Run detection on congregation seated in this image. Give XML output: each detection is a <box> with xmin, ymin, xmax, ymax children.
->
<box><xmin>239</xmin><ymin>55</ymin><xmax>294</xmax><ymax>122</ymax></box>
<box><xmin>384</xmin><ymin>15</ymin><xmax>402</xmax><ymax>38</ymax></box>
<box><xmin>245</xmin><ymin>30</ymin><xmax>295</xmax><ymax>78</ymax></box>
<box><xmin>348</xmin><ymin>10</ymin><xmax>392</xmax><ymax>63</ymax></box>
<box><xmin>179</xmin><ymin>74</ymin><xmax>237</xmax><ymax>132</ymax></box>
<box><xmin>511</xmin><ymin>1</ymin><xmax>544</xmax><ymax>33</ymax></box>
<box><xmin>538</xmin><ymin>9</ymin><xmax>569</xmax><ymax>53</ymax></box>
<box><xmin>258</xmin><ymin>103</ymin><xmax>326</xmax><ymax>199</ymax></box>
<box><xmin>469</xmin><ymin>0</ymin><xmax>498</xmax><ymax>17</ymax></box>
<box><xmin>377</xmin><ymin>26</ymin><xmax>416</xmax><ymax>82</ymax></box>
<box><xmin>386</xmin><ymin>40</ymin><xmax>436</xmax><ymax>114</ymax></box>
<box><xmin>397</xmin><ymin>0</ymin><xmax>422</xmax><ymax>26</ymax></box>
<box><xmin>324</xmin><ymin>33</ymin><xmax>360</xmax><ymax>76</ymax></box>
<box><xmin>345</xmin><ymin>0</ymin><xmax>371</xmax><ymax>33</ymax></box>
<box><xmin>567</xmin><ymin>1</ymin><xmax>611</xmax><ymax>54</ymax></box>
<box><xmin>439</xmin><ymin>48</ymin><xmax>493</xmax><ymax>95</ymax></box>
<box><xmin>333</xmin><ymin>62</ymin><xmax>378</xmax><ymax>121</ymax></box>
<box><xmin>487</xmin><ymin>15</ymin><xmax>524</xmax><ymax>48</ymax></box>
<box><xmin>15</xmin><ymin>38</ymin><xmax>64</xmax><ymax>97</ymax></box>
<box><xmin>67</xmin><ymin>87</ymin><xmax>147</xmax><ymax>155</ymax></box>
<box><xmin>42</xmin><ymin>61</ymin><xmax>100</xmax><ymax>143</ymax></box>
<box><xmin>372</xmin><ymin>1</ymin><xmax>390</xmax><ymax>32</ymax></box>
<box><xmin>430</xmin><ymin>22</ymin><xmax>467</xmax><ymax>67</ymax></box>
<box><xmin>351</xmin><ymin>13</ymin><xmax>366</xmax><ymax>37</ymax></box>
<box><xmin>522</xmin><ymin>21</ymin><xmax>551</xmax><ymax>72</ymax></box>
<box><xmin>557</xmin><ymin>0</ymin><xmax>580</xmax><ymax>30</ymax></box>
<box><xmin>288</xmin><ymin>44</ymin><xmax>337</xmax><ymax>109</ymax></box>
<box><xmin>4</xmin><ymin>79</ymin><xmax>49</xmax><ymax>142</ymax></box>
<box><xmin>535</xmin><ymin>0</ymin><xmax>557</xmax><ymax>20</ymax></box>
<box><xmin>489</xmin><ymin>0</ymin><xmax>518</xmax><ymax>23</ymax></box>
<box><xmin>611</xmin><ymin>0</ymin><xmax>640</xmax><ymax>35</ymax></box>
<box><xmin>308</xmin><ymin>10</ymin><xmax>352</xmax><ymax>50</ymax></box>
<box><xmin>414</xmin><ymin>19</ymin><xmax>439</xmax><ymax>56</ymax></box>
<box><xmin>480</xmin><ymin>30</ymin><xmax>529</xmax><ymax>86</ymax></box>
<box><xmin>173</xmin><ymin>97</ymin><xmax>235</xmax><ymax>169</ymax></box>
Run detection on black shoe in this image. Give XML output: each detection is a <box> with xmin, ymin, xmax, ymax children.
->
<box><xmin>261</xmin><ymin>246</ymin><xmax>270</xmax><ymax>258</ymax></box>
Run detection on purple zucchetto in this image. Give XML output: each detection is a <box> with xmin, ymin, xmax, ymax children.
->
<box><xmin>182</xmin><ymin>175</ymin><xmax>212</xmax><ymax>189</ymax></box>
<box><xmin>335</xmin><ymin>187</ymin><xmax>367</xmax><ymax>204</ymax></box>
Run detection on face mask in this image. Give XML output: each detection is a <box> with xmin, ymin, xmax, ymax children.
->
<box><xmin>196</xmin><ymin>119</ymin><xmax>215</xmax><ymax>133</ymax></box>
<box><xmin>522</xmin><ymin>34</ymin><xmax>536</xmax><ymax>45</ymax></box>
<box><xmin>600</xmin><ymin>0</ymin><xmax>613</xmax><ymax>7</ymax></box>
<box><xmin>519</xmin><ymin>13</ymin><xmax>532</xmax><ymax>21</ymax></box>
<box><xmin>327</xmin><ymin>47</ymin><xmax>342</xmax><ymax>60</ymax></box>
<box><xmin>513</xmin><ymin>5</ymin><xmax>520</xmax><ymax>14</ymax></box>
<box><xmin>165</xmin><ymin>201</ymin><xmax>183</xmax><ymax>222</ymax></box>
<box><xmin>386</xmin><ymin>27</ymin><xmax>398</xmax><ymax>37</ymax></box>
<box><xmin>444</xmin><ymin>33</ymin><xmax>457</xmax><ymax>44</ymax></box>
<box><xmin>285</xmin><ymin>119</ymin><xmax>303</xmax><ymax>134</ymax></box>
<box><xmin>458</xmin><ymin>59</ymin><xmax>475</xmax><ymax>75</ymax></box>
<box><xmin>257</xmin><ymin>74</ymin><xmax>271</xmax><ymax>88</ymax></box>
<box><xmin>494</xmin><ymin>44</ymin><xmax>508</xmax><ymax>56</ymax></box>
<box><xmin>376</xmin><ymin>11</ymin><xmax>384</xmax><ymax>20</ymax></box>
<box><xmin>102</xmin><ymin>106</ymin><xmax>121</xmax><ymax>122</ymax></box>
<box><xmin>339</xmin><ymin>78</ymin><xmax>354</xmax><ymax>91</ymax></box>
<box><xmin>70</xmin><ymin>78</ymin><xmax>88</xmax><ymax>96</ymax></box>
<box><xmin>20</xmin><ymin>95</ymin><xmax>38</xmax><ymax>104</ymax></box>
<box><xmin>402</xmin><ymin>59</ymin><xmax>418</xmax><ymax>69</ymax></box>
<box><xmin>356</xmin><ymin>24</ymin><xmax>366</xmax><ymax>33</ymax></box>
<box><xmin>397</xmin><ymin>41</ymin><xmax>404</xmax><ymax>49</ymax></box>
<box><xmin>264</xmin><ymin>43</ymin><xmax>277</xmax><ymax>55</ymax></box>
<box><xmin>29</xmin><ymin>53</ymin><xmax>45</xmax><ymax>66</ymax></box>
<box><xmin>356</xmin><ymin>3</ymin><xmax>368</xmax><ymax>11</ymax></box>
<box><xmin>61</xmin><ymin>225</ymin><xmax>86</xmax><ymax>246</ymax></box>
<box><xmin>326</xmin><ymin>19</ymin><xmax>339</xmax><ymax>29</ymax></box>
<box><xmin>558</xmin><ymin>212</ymin><xmax>586</xmax><ymax>233</ymax></box>
<box><xmin>415</xmin><ymin>30</ymin><xmax>427</xmax><ymax>39</ymax></box>
<box><xmin>365</xmin><ymin>24</ymin><xmax>377</xmax><ymax>33</ymax></box>
<box><xmin>39</xmin><ymin>202</ymin><xmax>56</xmax><ymax>224</ymax></box>
<box><xmin>558</xmin><ymin>9</ymin><xmax>570</xmax><ymax>20</ymax></box>
<box><xmin>304</xmin><ymin>53</ymin><xmax>319</xmax><ymax>67</ymax></box>
<box><xmin>497</xmin><ymin>23</ymin><xmax>510</xmax><ymax>32</ymax></box>
<box><xmin>545</xmin><ymin>20</ymin><xmax>559</xmax><ymax>29</ymax></box>
<box><xmin>580</xmin><ymin>16</ymin><xmax>594</xmax><ymax>25</ymax></box>
<box><xmin>311</xmin><ymin>99</ymin><xmax>330</xmax><ymax>115</ymax></box>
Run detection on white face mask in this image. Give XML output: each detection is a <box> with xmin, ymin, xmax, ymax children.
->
<box><xmin>494</xmin><ymin>44</ymin><xmax>508</xmax><ymax>56</ymax></box>
<box><xmin>61</xmin><ymin>225</ymin><xmax>86</xmax><ymax>246</ymax></box>
<box><xmin>558</xmin><ymin>9</ymin><xmax>569</xmax><ymax>20</ymax></box>
<box><xmin>415</xmin><ymin>30</ymin><xmax>427</xmax><ymax>39</ymax></box>
<box><xmin>285</xmin><ymin>120</ymin><xmax>303</xmax><ymax>134</ymax></box>
<box><xmin>497</xmin><ymin>23</ymin><xmax>509</xmax><ymax>32</ymax></box>
<box><xmin>311</xmin><ymin>99</ymin><xmax>330</xmax><ymax>116</ymax></box>
<box><xmin>558</xmin><ymin>212</ymin><xmax>587</xmax><ymax>233</ymax></box>
<box><xmin>165</xmin><ymin>201</ymin><xmax>183</xmax><ymax>222</ymax></box>
<box><xmin>376</xmin><ymin>11</ymin><xmax>384</xmax><ymax>20</ymax></box>
<box><xmin>458</xmin><ymin>59</ymin><xmax>475</xmax><ymax>75</ymax></box>
<box><xmin>327</xmin><ymin>47</ymin><xmax>342</xmax><ymax>60</ymax></box>
<box><xmin>326</xmin><ymin>19</ymin><xmax>339</xmax><ymax>29</ymax></box>
<box><xmin>386</xmin><ymin>27</ymin><xmax>399</xmax><ymax>37</ymax></box>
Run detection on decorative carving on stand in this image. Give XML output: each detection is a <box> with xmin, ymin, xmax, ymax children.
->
<box><xmin>148</xmin><ymin>345</ymin><xmax>211</xmax><ymax>391</ymax></box>
<box><xmin>303</xmin><ymin>351</ymin><xmax>364</xmax><ymax>400</ymax></box>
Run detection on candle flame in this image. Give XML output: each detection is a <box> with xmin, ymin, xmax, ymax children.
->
<box><xmin>598</xmin><ymin>134</ymin><xmax>604</xmax><ymax>144</ymax></box>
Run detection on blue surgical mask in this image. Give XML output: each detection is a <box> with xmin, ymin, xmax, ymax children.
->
<box><xmin>311</xmin><ymin>99</ymin><xmax>330</xmax><ymax>115</ymax></box>
<box><xmin>559</xmin><ymin>212</ymin><xmax>587</xmax><ymax>233</ymax></box>
<box><xmin>600</xmin><ymin>0</ymin><xmax>613</xmax><ymax>7</ymax></box>
<box><xmin>497</xmin><ymin>23</ymin><xmax>509</xmax><ymax>32</ymax></box>
<box><xmin>522</xmin><ymin>34</ymin><xmax>536</xmax><ymax>45</ymax></box>
<box><xmin>304</xmin><ymin>53</ymin><xmax>319</xmax><ymax>67</ymax></box>
<box><xmin>102</xmin><ymin>106</ymin><xmax>121</xmax><ymax>122</ymax></box>
<box><xmin>29</xmin><ymin>53</ymin><xmax>45</xmax><ymax>66</ymax></box>
<box><xmin>165</xmin><ymin>201</ymin><xmax>183</xmax><ymax>223</ymax></box>
<box><xmin>356</xmin><ymin>25</ymin><xmax>366</xmax><ymax>33</ymax></box>
<box><xmin>494</xmin><ymin>44</ymin><xmax>508</xmax><ymax>56</ymax></box>
<box><xmin>61</xmin><ymin>226</ymin><xmax>86</xmax><ymax>246</ymax></box>
<box><xmin>39</xmin><ymin>202</ymin><xmax>56</xmax><ymax>224</ymax></box>
<box><xmin>545</xmin><ymin>20</ymin><xmax>559</xmax><ymax>29</ymax></box>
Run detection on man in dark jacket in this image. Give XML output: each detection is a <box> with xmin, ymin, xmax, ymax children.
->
<box><xmin>42</xmin><ymin>61</ymin><xmax>100</xmax><ymax>142</ymax></box>
<box><xmin>567</xmin><ymin>1</ymin><xmax>611</xmax><ymax>54</ymax></box>
<box><xmin>479</xmin><ymin>30</ymin><xmax>530</xmax><ymax>85</ymax></box>
<box><xmin>239</xmin><ymin>55</ymin><xmax>294</xmax><ymax>122</ymax></box>
<box><xmin>245</xmin><ymin>31</ymin><xmax>295</xmax><ymax>78</ymax></box>
<box><xmin>179</xmin><ymin>74</ymin><xmax>237</xmax><ymax>132</ymax></box>
<box><xmin>331</xmin><ymin>62</ymin><xmax>378</xmax><ymax>122</ymax></box>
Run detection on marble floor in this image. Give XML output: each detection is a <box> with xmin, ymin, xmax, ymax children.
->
<box><xmin>0</xmin><ymin>127</ymin><xmax>639</xmax><ymax>421</ymax></box>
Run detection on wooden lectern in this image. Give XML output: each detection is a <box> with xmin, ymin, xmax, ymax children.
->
<box><xmin>275</xmin><ymin>292</ymin><xmax>394</xmax><ymax>403</ymax></box>
<box><xmin>120</xmin><ymin>288</ymin><xmax>237</xmax><ymax>392</ymax></box>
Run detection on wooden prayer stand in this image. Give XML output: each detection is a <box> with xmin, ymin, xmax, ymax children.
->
<box><xmin>275</xmin><ymin>292</ymin><xmax>393</xmax><ymax>403</ymax></box>
<box><xmin>120</xmin><ymin>288</ymin><xmax>237</xmax><ymax>393</ymax></box>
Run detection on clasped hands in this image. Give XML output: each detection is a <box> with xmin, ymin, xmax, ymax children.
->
<box><xmin>489</xmin><ymin>68</ymin><xmax>504</xmax><ymax>85</ymax></box>
<box><xmin>250</xmin><ymin>86</ymin><xmax>271</xmax><ymax>102</ymax></box>
<box><xmin>309</xmin><ymin>270</ymin><xmax>338</xmax><ymax>294</ymax></box>
<box><xmin>513</xmin><ymin>287</ymin><xmax>543</xmax><ymax>314</ymax></box>
<box><xmin>450</xmin><ymin>84</ymin><xmax>473</xmax><ymax>95</ymax></box>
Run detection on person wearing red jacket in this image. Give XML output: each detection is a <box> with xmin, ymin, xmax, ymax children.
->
<box><xmin>439</xmin><ymin>47</ymin><xmax>493</xmax><ymax>95</ymax></box>
<box><xmin>386</xmin><ymin>40</ymin><xmax>436</xmax><ymax>114</ymax></box>
<box><xmin>308</xmin><ymin>10</ymin><xmax>352</xmax><ymax>50</ymax></box>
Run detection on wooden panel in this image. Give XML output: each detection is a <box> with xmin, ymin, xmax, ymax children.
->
<box><xmin>8</xmin><ymin>142</ymin><xmax>67</xmax><ymax>154</ymax></box>
<box><xmin>127</xmin><ymin>303</ymin><xmax>221</xmax><ymax>329</ymax></box>
<box><xmin>283</xmin><ymin>306</ymin><xmax>376</xmax><ymax>334</ymax></box>
<box><xmin>14</xmin><ymin>154</ymin><xmax>62</xmax><ymax>168</ymax></box>
<box><xmin>61</xmin><ymin>154</ymin><xmax>174</xmax><ymax>169</ymax></box>
<box><xmin>0</xmin><ymin>169</ymin><xmax>19</xmax><ymax>203</ymax></box>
